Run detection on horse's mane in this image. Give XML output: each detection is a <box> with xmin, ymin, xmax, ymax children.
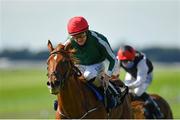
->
<box><xmin>60</xmin><ymin>43</ymin><xmax>79</xmax><ymax>64</ymax></box>
<box><xmin>57</xmin><ymin>43</ymin><xmax>85</xmax><ymax>81</ymax></box>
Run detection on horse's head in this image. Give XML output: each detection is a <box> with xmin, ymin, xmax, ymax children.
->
<box><xmin>46</xmin><ymin>40</ymin><xmax>78</xmax><ymax>95</ymax></box>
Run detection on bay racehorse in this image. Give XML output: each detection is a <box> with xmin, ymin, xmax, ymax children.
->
<box><xmin>131</xmin><ymin>93</ymin><xmax>173</xmax><ymax>119</ymax></box>
<box><xmin>46</xmin><ymin>40</ymin><xmax>133</xmax><ymax>119</ymax></box>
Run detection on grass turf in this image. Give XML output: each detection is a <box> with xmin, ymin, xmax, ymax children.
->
<box><xmin>0</xmin><ymin>67</ymin><xmax>180</xmax><ymax>118</ymax></box>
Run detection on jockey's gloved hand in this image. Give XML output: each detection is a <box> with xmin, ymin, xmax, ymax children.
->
<box><xmin>102</xmin><ymin>74</ymin><xmax>110</xmax><ymax>89</ymax></box>
<box><xmin>104</xmin><ymin>73</ymin><xmax>110</xmax><ymax>81</ymax></box>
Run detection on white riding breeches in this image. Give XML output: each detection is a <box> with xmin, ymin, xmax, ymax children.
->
<box><xmin>126</xmin><ymin>73</ymin><xmax>153</xmax><ymax>96</ymax></box>
<box><xmin>77</xmin><ymin>62</ymin><xmax>105</xmax><ymax>81</ymax></box>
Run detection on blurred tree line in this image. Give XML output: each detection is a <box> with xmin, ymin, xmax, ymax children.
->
<box><xmin>114</xmin><ymin>47</ymin><xmax>180</xmax><ymax>63</ymax></box>
<box><xmin>0</xmin><ymin>49</ymin><xmax>48</xmax><ymax>61</ymax></box>
<box><xmin>0</xmin><ymin>47</ymin><xmax>180</xmax><ymax>63</ymax></box>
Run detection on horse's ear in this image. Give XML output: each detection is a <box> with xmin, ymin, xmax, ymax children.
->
<box><xmin>47</xmin><ymin>40</ymin><xmax>54</xmax><ymax>52</ymax></box>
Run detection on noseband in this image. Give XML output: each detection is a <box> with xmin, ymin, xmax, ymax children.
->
<box><xmin>47</xmin><ymin>70</ymin><xmax>67</xmax><ymax>89</ymax></box>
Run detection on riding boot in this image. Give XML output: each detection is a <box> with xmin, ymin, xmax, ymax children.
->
<box><xmin>141</xmin><ymin>93</ymin><xmax>164</xmax><ymax>119</ymax></box>
<box><xmin>108</xmin><ymin>82</ymin><xmax>121</xmax><ymax>105</ymax></box>
<box><xmin>106</xmin><ymin>87</ymin><xmax>117</xmax><ymax>109</ymax></box>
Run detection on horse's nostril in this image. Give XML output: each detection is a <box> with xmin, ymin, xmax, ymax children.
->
<box><xmin>47</xmin><ymin>81</ymin><xmax>55</xmax><ymax>88</ymax></box>
<box><xmin>47</xmin><ymin>81</ymin><xmax>50</xmax><ymax>86</ymax></box>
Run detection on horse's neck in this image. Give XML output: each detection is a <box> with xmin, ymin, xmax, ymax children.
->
<box><xmin>57</xmin><ymin>75</ymin><xmax>88</xmax><ymax>116</ymax></box>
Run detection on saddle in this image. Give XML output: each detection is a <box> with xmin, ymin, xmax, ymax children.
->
<box><xmin>87</xmin><ymin>79</ymin><xmax>128</xmax><ymax>110</ymax></box>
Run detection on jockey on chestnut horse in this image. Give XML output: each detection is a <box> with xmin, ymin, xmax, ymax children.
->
<box><xmin>46</xmin><ymin>16</ymin><xmax>133</xmax><ymax>118</ymax></box>
<box><xmin>46</xmin><ymin>40</ymin><xmax>133</xmax><ymax>119</ymax></box>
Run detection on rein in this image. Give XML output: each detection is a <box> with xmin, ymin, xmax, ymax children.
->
<box><xmin>57</xmin><ymin>105</ymin><xmax>100</xmax><ymax>119</ymax></box>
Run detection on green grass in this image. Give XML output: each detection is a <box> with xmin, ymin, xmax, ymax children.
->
<box><xmin>0</xmin><ymin>69</ymin><xmax>56</xmax><ymax>119</ymax></box>
<box><xmin>0</xmin><ymin>67</ymin><xmax>180</xmax><ymax>118</ymax></box>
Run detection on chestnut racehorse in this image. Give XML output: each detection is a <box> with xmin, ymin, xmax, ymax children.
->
<box><xmin>131</xmin><ymin>93</ymin><xmax>173</xmax><ymax>119</ymax></box>
<box><xmin>46</xmin><ymin>40</ymin><xmax>133</xmax><ymax>119</ymax></box>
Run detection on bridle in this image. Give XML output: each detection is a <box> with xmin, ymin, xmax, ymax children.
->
<box><xmin>47</xmin><ymin>50</ymin><xmax>81</xmax><ymax>89</ymax></box>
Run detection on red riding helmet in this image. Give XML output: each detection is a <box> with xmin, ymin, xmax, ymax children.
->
<box><xmin>117</xmin><ymin>45</ymin><xmax>136</xmax><ymax>61</ymax></box>
<box><xmin>67</xmin><ymin>16</ymin><xmax>89</xmax><ymax>36</ymax></box>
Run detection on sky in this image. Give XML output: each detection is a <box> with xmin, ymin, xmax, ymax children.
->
<box><xmin>0</xmin><ymin>0</ymin><xmax>179</xmax><ymax>51</ymax></box>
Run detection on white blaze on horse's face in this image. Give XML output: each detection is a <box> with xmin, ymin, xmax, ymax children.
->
<box><xmin>54</xmin><ymin>54</ymin><xmax>57</xmax><ymax>60</ymax></box>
